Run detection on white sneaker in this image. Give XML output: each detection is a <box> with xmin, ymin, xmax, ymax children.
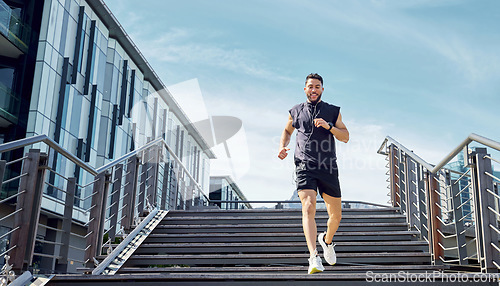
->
<box><xmin>318</xmin><ymin>231</ymin><xmax>337</xmax><ymax>265</ymax></box>
<box><xmin>308</xmin><ymin>255</ymin><xmax>324</xmax><ymax>274</ymax></box>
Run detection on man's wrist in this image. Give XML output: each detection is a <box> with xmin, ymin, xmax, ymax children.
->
<box><xmin>327</xmin><ymin>122</ymin><xmax>333</xmax><ymax>131</ymax></box>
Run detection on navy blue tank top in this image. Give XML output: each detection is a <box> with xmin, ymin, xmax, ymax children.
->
<box><xmin>289</xmin><ymin>101</ymin><xmax>340</xmax><ymax>170</ymax></box>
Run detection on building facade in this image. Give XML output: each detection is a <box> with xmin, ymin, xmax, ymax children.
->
<box><xmin>209</xmin><ymin>176</ymin><xmax>250</xmax><ymax>209</ymax></box>
<box><xmin>1</xmin><ymin>0</ymin><xmax>214</xmax><ymax>203</ymax></box>
<box><xmin>0</xmin><ymin>0</ymin><xmax>217</xmax><ymax>273</ymax></box>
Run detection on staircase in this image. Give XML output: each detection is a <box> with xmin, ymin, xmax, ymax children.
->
<box><xmin>45</xmin><ymin>206</ymin><xmax>493</xmax><ymax>285</ymax></box>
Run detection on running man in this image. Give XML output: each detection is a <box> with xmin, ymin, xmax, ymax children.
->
<box><xmin>278</xmin><ymin>73</ymin><xmax>349</xmax><ymax>274</ymax></box>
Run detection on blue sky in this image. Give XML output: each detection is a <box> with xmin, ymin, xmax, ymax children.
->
<box><xmin>105</xmin><ymin>0</ymin><xmax>500</xmax><ymax>205</ymax></box>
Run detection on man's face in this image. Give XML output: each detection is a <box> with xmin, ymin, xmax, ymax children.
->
<box><xmin>304</xmin><ymin>78</ymin><xmax>324</xmax><ymax>104</ymax></box>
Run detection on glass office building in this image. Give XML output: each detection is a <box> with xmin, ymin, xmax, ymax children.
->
<box><xmin>0</xmin><ymin>0</ymin><xmax>255</xmax><ymax>273</ymax></box>
<box><xmin>12</xmin><ymin>0</ymin><xmax>215</xmax><ymax>203</ymax></box>
<box><xmin>1</xmin><ymin>0</ymin><xmax>215</xmax><ymax>247</ymax></box>
<box><xmin>0</xmin><ymin>0</ymin><xmax>44</xmax><ymax>144</ymax></box>
<box><xmin>210</xmin><ymin>176</ymin><xmax>250</xmax><ymax>209</ymax></box>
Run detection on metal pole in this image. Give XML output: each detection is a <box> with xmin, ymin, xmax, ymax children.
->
<box><xmin>85</xmin><ymin>172</ymin><xmax>110</xmax><ymax>267</ymax></box>
<box><xmin>417</xmin><ymin>164</ymin><xmax>428</xmax><ymax>241</ymax></box>
<box><xmin>425</xmin><ymin>171</ymin><xmax>443</xmax><ymax>264</ymax></box>
<box><xmin>406</xmin><ymin>157</ymin><xmax>418</xmax><ymax>231</ymax></box>
<box><xmin>399</xmin><ymin>150</ymin><xmax>407</xmax><ymax>217</ymax></box>
<box><xmin>0</xmin><ymin>160</ymin><xmax>6</xmax><ymax>186</ymax></box>
<box><xmin>10</xmin><ymin>150</ymin><xmax>48</xmax><ymax>272</ymax></box>
<box><xmin>389</xmin><ymin>145</ymin><xmax>401</xmax><ymax>209</ymax></box>
<box><xmin>451</xmin><ymin>178</ymin><xmax>468</xmax><ymax>265</ymax></box>
<box><xmin>137</xmin><ymin>154</ymin><xmax>147</xmax><ymax>216</ymax></box>
<box><xmin>470</xmin><ymin>148</ymin><xmax>499</xmax><ymax>272</ymax></box>
<box><xmin>109</xmin><ymin>165</ymin><xmax>122</xmax><ymax>242</ymax></box>
<box><xmin>56</xmin><ymin>177</ymin><xmax>76</xmax><ymax>272</ymax></box>
<box><xmin>161</xmin><ymin>158</ymin><xmax>169</xmax><ymax>210</ymax></box>
<box><xmin>122</xmin><ymin>157</ymin><xmax>138</xmax><ymax>232</ymax></box>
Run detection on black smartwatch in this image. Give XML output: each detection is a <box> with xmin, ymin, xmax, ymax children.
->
<box><xmin>328</xmin><ymin>122</ymin><xmax>333</xmax><ymax>131</ymax></box>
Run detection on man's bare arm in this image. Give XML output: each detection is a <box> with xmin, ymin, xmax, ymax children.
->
<box><xmin>332</xmin><ymin>112</ymin><xmax>349</xmax><ymax>143</ymax></box>
<box><xmin>278</xmin><ymin>114</ymin><xmax>295</xmax><ymax>160</ymax></box>
<box><xmin>312</xmin><ymin>112</ymin><xmax>349</xmax><ymax>143</ymax></box>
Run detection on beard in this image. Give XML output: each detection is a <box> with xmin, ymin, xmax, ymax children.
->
<box><xmin>307</xmin><ymin>92</ymin><xmax>322</xmax><ymax>104</ymax></box>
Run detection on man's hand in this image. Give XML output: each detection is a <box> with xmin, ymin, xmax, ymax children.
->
<box><xmin>278</xmin><ymin>147</ymin><xmax>290</xmax><ymax>160</ymax></box>
<box><xmin>313</xmin><ymin>118</ymin><xmax>330</xmax><ymax>129</ymax></box>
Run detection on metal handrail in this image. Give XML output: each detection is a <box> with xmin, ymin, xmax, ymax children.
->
<box><xmin>95</xmin><ymin>137</ymin><xmax>163</xmax><ymax>174</ymax></box>
<box><xmin>209</xmin><ymin>200</ymin><xmax>391</xmax><ymax>208</ymax></box>
<box><xmin>0</xmin><ymin>134</ymin><xmax>208</xmax><ymax>199</ymax></box>
<box><xmin>0</xmin><ymin>134</ymin><xmax>96</xmax><ymax>175</ymax></box>
<box><xmin>377</xmin><ymin>135</ymin><xmax>434</xmax><ymax>171</ymax></box>
<box><xmin>378</xmin><ymin>133</ymin><xmax>500</xmax><ymax>174</ymax></box>
<box><xmin>379</xmin><ymin>133</ymin><xmax>500</xmax><ymax>272</ymax></box>
<box><xmin>161</xmin><ymin>140</ymin><xmax>205</xmax><ymax>196</ymax></box>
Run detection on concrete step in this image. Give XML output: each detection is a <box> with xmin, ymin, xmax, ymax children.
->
<box><xmin>166</xmin><ymin>208</ymin><xmax>400</xmax><ymax>217</ymax></box>
<box><xmin>145</xmin><ymin>231</ymin><xmax>420</xmax><ymax>243</ymax></box>
<box><xmin>135</xmin><ymin>241</ymin><xmax>429</xmax><ymax>255</ymax></box>
<box><xmin>118</xmin><ymin>264</ymin><xmax>448</xmax><ymax>274</ymax></box>
<box><xmin>160</xmin><ymin>214</ymin><xmax>407</xmax><ymax>225</ymax></box>
<box><xmin>152</xmin><ymin>222</ymin><xmax>409</xmax><ymax>234</ymax></box>
<box><xmin>123</xmin><ymin>252</ymin><xmax>432</xmax><ymax>267</ymax></box>
<box><xmin>49</xmin><ymin>271</ymin><xmax>498</xmax><ymax>286</ymax></box>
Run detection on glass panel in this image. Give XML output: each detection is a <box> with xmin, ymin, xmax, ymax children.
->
<box><xmin>0</xmin><ymin>0</ymin><xmax>31</xmax><ymax>52</ymax></box>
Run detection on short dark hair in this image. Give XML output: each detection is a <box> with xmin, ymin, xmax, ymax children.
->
<box><xmin>305</xmin><ymin>73</ymin><xmax>323</xmax><ymax>86</ymax></box>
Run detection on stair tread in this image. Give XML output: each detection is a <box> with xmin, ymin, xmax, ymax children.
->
<box><xmin>168</xmin><ymin>208</ymin><xmax>398</xmax><ymax>213</ymax></box>
<box><xmin>56</xmin><ymin>271</ymin><xmax>478</xmax><ymax>281</ymax></box>
<box><xmin>139</xmin><ymin>241</ymin><xmax>428</xmax><ymax>247</ymax></box>
<box><xmin>162</xmin><ymin>214</ymin><xmax>405</xmax><ymax>220</ymax></box>
<box><xmin>130</xmin><ymin>252</ymin><xmax>431</xmax><ymax>258</ymax></box>
<box><xmin>119</xmin><ymin>264</ymin><xmax>447</xmax><ymax>272</ymax></box>
<box><xmin>155</xmin><ymin>222</ymin><xmax>409</xmax><ymax>228</ymax></box>
<box><xmin>148</xmin><ymin>230</ymin><xmax>420</xmax><ymax>237</ymax></box>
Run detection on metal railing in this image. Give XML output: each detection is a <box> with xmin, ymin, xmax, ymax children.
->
<box><xmin>0</xmin><ymin>134</ymin><xmax>209</xmax><ymax>276</ymax></box>
<box><xmin>208</xmin><ymin>200</ymin><xmax>391</xmax><ymax>210</ymax></box>
<box><xmin>378</xmin><ymin>133</ymin><xmax>500</xmax><ymax>273</ymax></box>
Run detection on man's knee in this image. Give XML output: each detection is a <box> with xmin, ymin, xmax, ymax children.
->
<box><xmin>302</xmin><ymin>201</ymin><xmax>316</xmax><ymax>216</ymax></box>
<box><xmin>328</xmin><ymin>212</ymin><xmax>342</xmax><ymax>224</ymax></box>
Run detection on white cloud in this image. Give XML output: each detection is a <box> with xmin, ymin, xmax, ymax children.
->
<box><xmin>130</xmin><ymin>27</ymin><xmax>293</xmax><ymax>82</ymax></box>
<box><xmin>294</xmin><ymin>1</ymin><xmax>500</xmax><ymax>84</ymax></box>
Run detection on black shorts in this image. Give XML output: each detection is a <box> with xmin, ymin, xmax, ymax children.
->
<box><xmin>295</xmin><ymin>165</ymin><xmax>341</xmax><ymax>198</ymax></box>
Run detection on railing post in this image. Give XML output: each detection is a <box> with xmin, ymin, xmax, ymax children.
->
<box><xmin>186</xmin><ymin>185</ymin><xmax>194</xmax><ymax>210</ymax></box>
<box><xmin>85</xmin><ymin>172</ymin><xmax>111</xmax><ymax>268</ymax></box>
<box><xmin>137</xmin><ymin>155</ymin><xmax>147</xmax><ymax>216</ymax></box>
<box><xmin>405</xmin><ymin>157</ymin><xmax>418</xmax><ymax>231</ymax></box>
<box><xmin>10</xmin><ymin>149</ymin><xmax>48</xmax><ymax>273</ymax></box>
<box><xmin>161</xmin><ymin>159</ymin><xmax>169</xmax><ymax>210</ymax></box>
<box><xmin>178</xmin><ymin>169</ymin><xmax>186</xmax><ymax>210</ymax></box>
<box><xmin>109</xmin><ymin>165</ymin><xmax>122</xmax><ymax>242</ymax></box>
<box><xmin>169</xmin><ymin>163</ymin><xmax>178</xmax><ymax>209</ymax></box>
<box><xmin>450</xmin><ymin>178</ymin><xmax>468</xmax><ymax>265</ymax></box>
<box><xmin>0</xmin><ymin>160</ymin><xmax>6</xmax><ymax>186</ymax></box>
<box><xmin>56</xmin><ymin>177</ymin><xmax>76</xmax><ymax>272</ymax></box>
<box><xmin>417</xmin><ymin>164</ymin><xmax>428</xmax><ymax>241</ymax></box>
<box><xmin>470</xmin><ymin>148</ymin><xmax>499</xmax><ymax>272</ymax></box>
<box><xmin>122</xmin><ymin>157</ymin><xmax>138</xmax><ymax>233</ymax></box>
<box><xmin>399</xmin><ymin>150</ymin><xmax>408</xmax><ymax>217</ymax></box>
<box><xmin>425</xmin><ymin>171</ymin><xmax>443</xmax><ymax>264</ymax></box>
<box><xmin>147</xmin><ymin>144</ymin><xmax>160</xmax><ymax>208</ymax></box>
<box><xmin>388</xmin><ymin>145</ymin><xmax>401</xmax><ymax>209</ymax></box>
<box><xmin>150</xmin><ymin>144</ymin><xmax>161</xmax><ymax>207</ymax></box>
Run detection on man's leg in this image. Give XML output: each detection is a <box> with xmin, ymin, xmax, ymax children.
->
<box><xmin>322</xmin><ymin>193</ymin><xmax>342</xmax><ymax>244</ymax></box>
<box><xmin>298</xmin><ymin>189</ymin><xmax>318</xmax><ymax>256</ymax></box>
